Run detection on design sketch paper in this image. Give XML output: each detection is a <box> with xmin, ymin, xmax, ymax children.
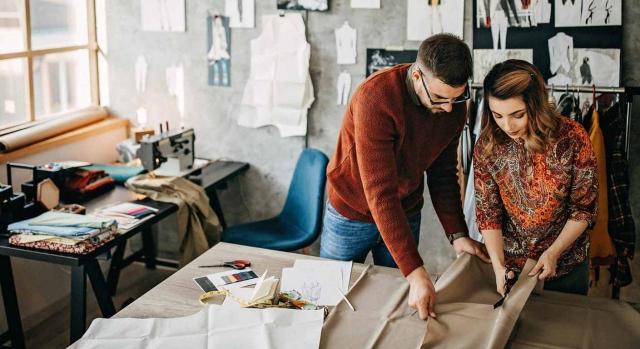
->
<box><xmin>140</xmin><ymin>0</ymin><xmax>186</xmax><ymax>32</ymax></box>
<box><xmin>534</xmin><ymin>0</ymin><xmax>551</xmax><ymax>23</ymax></box>
<box><xmin>281</xmin><ymin>260</ymin><xmax>351</xmax><ymax>306</ymax></box>
<box><xmin>407</xmin><ymin>0</ymin><xmax>463</xmax><ymax>41</ymax></box>
<box><xmin>473</xmin><ymin>49</ymin><xmax>533</xmax><ymax>83</ymax></box>
<box><xmin>337</xmin><ymin>71</ymin><xmax>352</xmax><ymax>105</ymax></box>
<box><xmin>476</xmin><ymin>0</ymin><xmax>537</xmax><ymax>28</ymax></box>
<box><xmin>225</xmin><ymin>0</ymin><xmax>254</xmax><ymax>28</ymax></box>
<box><xmin>71</xmin><ymin>305</ymin><xmax>324</xmax><ymax>349</ymax></box>
<box><xmin>277</xmin><ymin>0</ymin><xmax>328</xmax><ymax>11</ymax></box>
<box><xmin>555</xmin><ymin>0</ymin><xmax>621</xmax><ymax>27</ymax></box>
<box><xmin>548</xmin><ymin>32</ymin><xmax>574</xmax><ymax>75</ymax></box>
<box><xmin>335</xmin><ymin>21</ymin><xmax>356</xmax><ymax>65</ymax></box>
<box><xmin>366</xmin><ymin>48</ymin><xmax>418</xmax><ymax>77</ymax></box>
<box><xmin>351</xmin><ymin>0</ymin><xmax>380</xmax><ymax>8</ymax></box>
<box><xmin>207</xmin><ymin>15</ymin><xmax>231</xmax><ymax>87</ymax></box>
<box><xmin>135</xmin><ymin>55</ymin><xmax>147</xmax><ymax>94</ymax></box>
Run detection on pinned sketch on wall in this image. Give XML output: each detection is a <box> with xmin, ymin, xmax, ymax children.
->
<box><xmin>335</xmin><ymin>21</ymin><xmax>356</xmax><ymax>65</ymax></box>
<box><xmin>337</xmin><ymin>71</ymin><xmax>351</xmax><ymax>105</ymax></box>
<box><xmin>548</xmin><ymin>48</ymin><xmax>619</xmax><ymax>87</ymax></box>
<box><xmin>277</xmin><ymin>0</ymin><xmax>328</xmax><ymax>11</ymax></box>
<box><xmin>165</xmin><ymin>62</ymin><xmax>185</xmax><ymax>122</ymax></box>
<box><xmin>473</xmin><ymin>49</ymin><xmax>533</xmax><ymax>83</ymax></box>
<box><xmin>548</xmin><ymin>32</ymin><xmax>573</xmax><ymax>76</ymax></box>
<box><xmin>555</xmin><ymin>0</ymin><xmax>621</xmax><ymax>27</ymax></box>
<box><xmin>207</xmin><ymin>14</ymin><xmax>231</xmax><ymax>87</ymax></box>
<box><xmin>407</xmin><ymin>0</ymin><xmax>464</xmax><ymax>41</ymax></box>
<box><xmin>534</xmin><ymin>0</ymin><xmax>551</xmax><ymax>23</ymax></box>
<box><xmin>140</xmin><ymin>0</ymin><xmax>186</xmax><ymax>32</ymax></box>
<box><xmin>351</xmin><ymin>0</ymin><xmax>380</xmax><ymax>8</ymax></box>
<box><xmin>135</xmin><ymin>55</ymin><xmax>148</xmax><ymax>94</ymax></box>
<box><xmin>366</xmin><ymin>49</ymin><xmax>417</xmax><ymax>77</ymax></box>
<box><xmin>476</xmin><ymin>0</ymin><xmax>538</xmax><ymax>29</ymax></box>
<box><xmin>225</xmin><ymin>0</ymin><xmax>254</xmax><ymax>28</ymax></box>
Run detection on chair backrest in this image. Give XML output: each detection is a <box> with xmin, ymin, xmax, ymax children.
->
<box><xmin>280</xmin><ymin>148</ymin><xmax>329</xmax><ymax>243</ymax></box>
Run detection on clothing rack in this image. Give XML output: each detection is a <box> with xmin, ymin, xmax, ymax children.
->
<box><xmin>471</xmin><ymin>83</ymin><xmax>638</xmax><ymax>160</ymax></box>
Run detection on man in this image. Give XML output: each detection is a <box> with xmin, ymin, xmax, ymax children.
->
<box><xmin>320</xmin><ymin>34</ymin><xmax>490</xmax><ymax>320</ymax></box>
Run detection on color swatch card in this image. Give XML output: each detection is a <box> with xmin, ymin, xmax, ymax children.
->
<box><xmin>193</xmin><ymin>268</ymin><xmax>259</xmax><ymax>292</ymax></box>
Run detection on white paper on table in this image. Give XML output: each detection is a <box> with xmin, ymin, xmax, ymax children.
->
<box><xmin>71</xmin><ymin>305</ymin><xmax>324</xmax><ymax>349</ymax></box>
<box><xmin>225</xmin><ymin>0</ymin><xmax>254</xmax><ymax>28</ymax></box>
<box><xmin>293</xmin><ymin>260</ymin><xmax>352</xmax><ymax>292</ymax></box>
<box><xmin>140</xmin><ymin>0</ymin><xmax>185</xmax><ymax>32</ymax></box>
<box><xmin>351</xmin><ymin>0</ymin><xmax>380</xmax><ymax>9</ymax></box>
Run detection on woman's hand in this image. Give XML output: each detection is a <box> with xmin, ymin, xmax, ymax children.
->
<box><xmin>493</xmin><ymin>265</ymin><xmax>515</xmax><ymax>296</ymax></box>
<box><xmin>528</xmin><ymin>247</ymin><xmax>560</xmax><ymax>280</ymax></box>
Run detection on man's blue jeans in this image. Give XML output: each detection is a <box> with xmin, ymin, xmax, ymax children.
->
<box><xmin>320</xmin><ymin>202</ymin><xmax>421</xmax><ymax>268</ymax></box>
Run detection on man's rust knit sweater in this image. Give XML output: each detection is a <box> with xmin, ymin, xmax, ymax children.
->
<box><xmin>326</xmin><ymin>64</ymin><xmax>468</xmax><ymax>276</ymax></box>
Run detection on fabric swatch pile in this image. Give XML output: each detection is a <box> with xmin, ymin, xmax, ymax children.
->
<box><xmin>8</xmin><ymin>211</ymin><xmax>117</xmax><ymax>254</ymax></box>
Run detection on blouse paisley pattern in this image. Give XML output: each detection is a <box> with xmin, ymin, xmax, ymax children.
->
<box><xmin>474</xmin><ymin>118</ymin><xmax>598</xmax><ymax>278</ymax></box>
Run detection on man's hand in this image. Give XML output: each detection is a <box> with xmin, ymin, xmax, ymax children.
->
<box><xmin>406</xmin><ymin>266</ymin><xmax>437</xmax><ymax>320</ymax></box>
<box><xmin>528</xmin><ymin>247</ymin><xmax>560</xmax><ymax>280</ymax></box>
<box><xmin>452</xmin><ymin>237</ymin><xmax>491</xmax><ymax>263</ymax></box>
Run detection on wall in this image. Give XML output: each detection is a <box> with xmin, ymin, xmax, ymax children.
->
<box><xmin>104</xmin><ymin>1</ymin><xmax>640</xmax><ymax>281</ymax></box>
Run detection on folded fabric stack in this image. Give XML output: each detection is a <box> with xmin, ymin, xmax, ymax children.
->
<box><xmin>8</xmin><ymin>211</ymin><xmax>118</xmax><ymax>254</ymax></box>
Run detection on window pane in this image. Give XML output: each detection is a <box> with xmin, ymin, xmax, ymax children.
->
<box><xmin>0</xmin><ymin>0</ymin><xmax>24</xmax><ymax>53</ymax></box>
<box><xmin>30</xmin><ymin>0</ymin><xmax>87</xmax><ymax>49</ymax></box>
<box><xmin>33</xmin><ymin>50</ymin><xmax>91</xmax><ymax>118</ymax></box>
<box><xmin>0</xmin><ymin>58</ymin><xmax>28</xmax><ymax>127</ymax></box>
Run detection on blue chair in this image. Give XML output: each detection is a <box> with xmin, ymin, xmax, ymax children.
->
<box><xmin>222</xmin><ymin>148</ymin><xmax>329</xmax><ymax>251</ymax></box>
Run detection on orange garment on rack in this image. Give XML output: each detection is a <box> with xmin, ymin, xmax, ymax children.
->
<box><xmin>588</xmin><ymin>109</ymin><xmax>616</xmax><ymax>265</ymax></box>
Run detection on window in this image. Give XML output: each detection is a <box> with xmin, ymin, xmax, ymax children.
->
<box><xmin>0</xmin><ymin>0</ymin><xmax>98</xmax><ymax>130</ymax></box>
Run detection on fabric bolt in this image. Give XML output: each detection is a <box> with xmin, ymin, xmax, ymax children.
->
<box><xmin>9</xmin><ymin>229</ymin><xmax>116</xmax><ymax>254</ymax></box>
<box><xmin>326</xmin><ymin>63</ymin><xmax>468</xmax><ymax>277</ymax></box>
<box><xmin>474</xmin><ymin>118</ymin><xmax>597</xmax><ymax>278</ymax></box>
<box><xmin>238</xmin><ymin>13</ymin><xmax>314</xmax><ymax>137</ymax></box>
<box><xmin>588</xmin><ymin>109</ymin><xmax>616</xmax><ymax>266</ymax></box>
<box><xmin>336</xmin><ymin>71</ymin><xmax>351</xmax><ymax>105</ymax></box>
<box><xmin>548</xmin><ymin>32</ymin><xmax>574</xmax><ymax>75</ymax></box>
<box><xmin>601</xmin><ymin>102</ymin><xmax>636</xmax><ymax>287</ymax></box>
<box><xmin>335</xmin><ymin>21</ymin><xmax>356</xmax><ymax>65</ymax></box>
<box><xmin>126</xmin><ymin>175</ymin><xmax>222</xmax><ymax>266</ymax></box>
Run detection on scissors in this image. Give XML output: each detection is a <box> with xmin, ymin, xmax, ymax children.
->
<box><xmin>493</xmin><ymin>268</ymin><xmax>517</xmax><ymax>309</ymax></box>
<box><xmin>198</xmin><ymin>259</ymin><xmax>252</xmax><ymax>270</ymax></box>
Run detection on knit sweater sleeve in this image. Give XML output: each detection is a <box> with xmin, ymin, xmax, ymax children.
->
<box><xmin>351</xmin><ymin>92</ymin><xmax>424</xmax><ymax>277</ymax></box>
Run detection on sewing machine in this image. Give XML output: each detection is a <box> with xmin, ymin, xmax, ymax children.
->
<box><xmin>138</xmin><ymin>128</ymin><xmax>196</xmax><ymax>177</ymax></box>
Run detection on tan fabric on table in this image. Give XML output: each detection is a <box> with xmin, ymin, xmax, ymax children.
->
<box><xmin>126</xmin><ymin>175</ymin><xmax>222</xmax><ymax>265</ymax></box>
<box><xmin>321</xmin><ymin>253</ymin><xmax>538</xmax><ymax>349</ymax></box>
<box><xmin>510</xmin><ymin>290</ymin><xmax>640</xmax><ymax>349</ymax></box>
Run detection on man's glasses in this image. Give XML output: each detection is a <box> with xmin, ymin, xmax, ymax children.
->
<box><xmin>419</xmin><ymin>69</ymin><xmax>470</xmax><ymax>106</ymax></box>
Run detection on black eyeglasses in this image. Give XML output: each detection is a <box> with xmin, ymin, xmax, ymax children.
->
<box><xmin>419</xmin><ymin>69</ymin><xmax>470</xmax><ymax>106</ymax></box>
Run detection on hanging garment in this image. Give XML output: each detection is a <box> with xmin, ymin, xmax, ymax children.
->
<box><xmin>464</xmin><ymin>95</ymin><xmax>484</xmax><ymax>243</ymax></box>
<box><xmin>238</xmin><ymin>13</ymin><xmax>315</xmax><ymax>137</ymax></box>
<box><xmin>208</xmin><ymin>16</ymin><xmax>230</xmax><ymax>61</ymax></box>
<box><xmin>587</xmin><ymin>108</ymin><xmax>616</xmax><ymax>267</ymax></box>
<box><xmin>135</xmin><ymin>55</ymin><xmax>148</xmax><ymax>93</ymax></box>
<box><xmin>548</xmin><ymin>32</ymin><xmax>573</xmax><ymax>75</ymax></box>
<box><xmin>336</xmin><ymin>71</ymin><xmax>351</xmax><ymax>105</ymax></box>
<box><xmin>601</xmin><ymin>102</ymin><xmax>636</xmax><ymax>287</ymax></box>
<box><xmin>335</xmin><ymin>21</ymin><xmax>356</xmax><ymax>65</ymax></box>
<box><xmin>490</xmin><ymin>0</ymin><xmax>508</xmax><ymax>50</ymax></box>
<box><xmin>126</xmin><ymin>175</ymin><xmax>222</xmax><ymax>266</ymax></box>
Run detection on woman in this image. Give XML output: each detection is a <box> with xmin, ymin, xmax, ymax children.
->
<box><xmin>474</xmin><ymin>60</ymin><xmax>597</xmax><ymax>296</ymax></box>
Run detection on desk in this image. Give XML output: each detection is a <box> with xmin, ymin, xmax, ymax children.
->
<box><xmin>0</xmin><ymin>160</ymin><xmax>248</xmax><ymax>347</ymax></box>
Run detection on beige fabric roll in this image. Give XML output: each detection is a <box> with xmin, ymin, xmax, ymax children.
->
<box><xmin>0</xmin><ymin>106</ymin><xmax>108</xmax><ymax>152</ymax></box>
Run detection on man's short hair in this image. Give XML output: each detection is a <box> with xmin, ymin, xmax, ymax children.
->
<box><xmin>417</xmin><ymin>34</ymin><xmax>472</xmax><ymax>87</ymax></box>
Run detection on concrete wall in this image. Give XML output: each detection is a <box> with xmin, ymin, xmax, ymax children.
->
<box><xmin>104</xmin><ymin>1</ymin><xmax>639</xmax><ymax>279</ymax></box>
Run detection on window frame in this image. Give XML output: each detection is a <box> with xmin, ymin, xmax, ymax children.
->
<box><xmin>0</xmin><ymin>0</ymin><xmax>99</xmax><ymax>131</ymax></box>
